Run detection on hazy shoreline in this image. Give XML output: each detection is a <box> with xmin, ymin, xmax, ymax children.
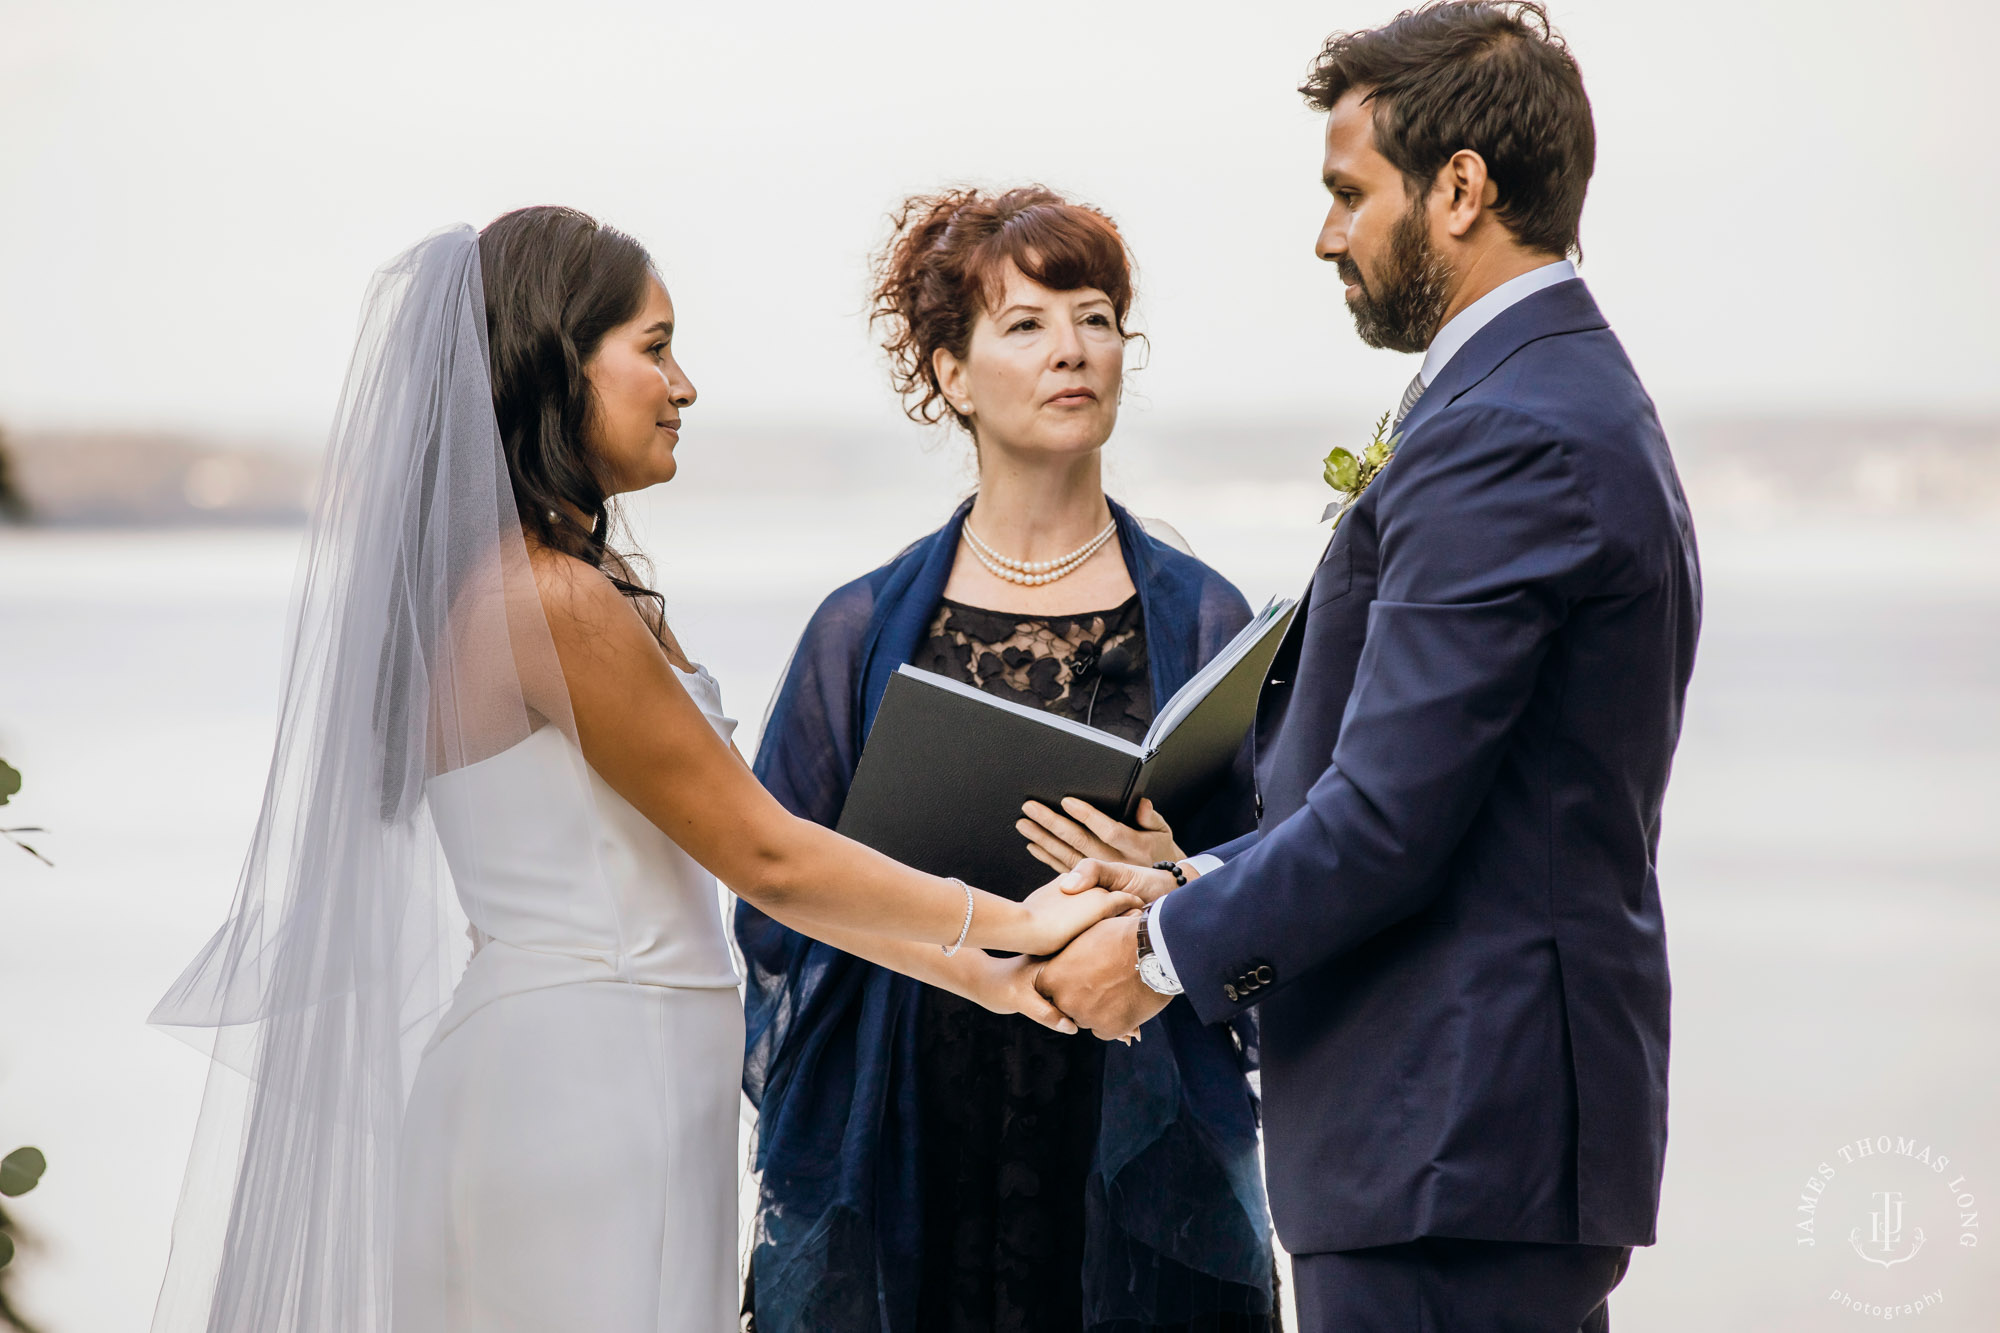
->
<box><xmin>4</xmin><ymin>414</ymin><xmax>1998</xmax><ymax>528</ymax></box>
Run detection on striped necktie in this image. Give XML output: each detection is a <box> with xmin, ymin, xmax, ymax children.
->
<box><xmin>1393</xmin><ymin>371</ymin><xmax>1427</xmax><ymax>431</ymax></box>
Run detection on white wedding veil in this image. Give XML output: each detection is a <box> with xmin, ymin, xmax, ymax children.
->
<box><xmin>149</xmin><ymin>225</ymin><xmax>585</xmax><ymax>1331</ymax></box>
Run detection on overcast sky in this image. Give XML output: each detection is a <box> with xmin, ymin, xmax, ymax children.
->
<box><xmin>1</xmin><ymin>0</ymin><xmax>1993</xmax><ymax>443</ymax></box>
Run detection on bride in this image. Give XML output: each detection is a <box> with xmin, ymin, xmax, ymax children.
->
<box><xmin>147</xmin><ymin>208</ymin><xmax>1138</xmax><ymax>1333</ymax></box>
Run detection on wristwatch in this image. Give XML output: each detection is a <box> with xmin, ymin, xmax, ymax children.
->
<box><xmin>1135</xmin><ymin>910</ymin><xmax>1183</xmax><ymax>996</ymax></box>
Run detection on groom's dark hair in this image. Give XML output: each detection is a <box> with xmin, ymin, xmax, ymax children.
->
<box><xmin>1302</xmin><ymin>1</ymin><xmax>1594</xmax><ymax>258</ymax></box>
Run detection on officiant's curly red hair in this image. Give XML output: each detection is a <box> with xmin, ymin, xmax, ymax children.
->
<box><xmin>871</xmin><ymin>186</ymin><xmax>1136</xmax><ymax>430</ymax></box>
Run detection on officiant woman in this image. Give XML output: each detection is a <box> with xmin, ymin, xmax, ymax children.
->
<box><xmin>736</xmin><ymin>186</ymin><xmax>1278</xmax><ymax>1333</ymax></box>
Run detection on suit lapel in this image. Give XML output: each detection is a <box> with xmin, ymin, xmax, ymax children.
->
<box><xmin>1250</xmin><ymin>284</ymin><xmax>1608</xmax><ymax>765</ymax></box>
<box><xmin>1397</xmin><ymin>278</ymin><xmax>1608</xmax><ymax>440</ymax></box>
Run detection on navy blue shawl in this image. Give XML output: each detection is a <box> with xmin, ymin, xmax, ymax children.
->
<box><xmin>737</xmin><ymin>497</ymin><xmax>1275</xmax><ymax>1332</ymax></box>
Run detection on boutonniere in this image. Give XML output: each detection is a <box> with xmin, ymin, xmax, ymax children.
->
<box><xmin>1321</xmin><ymin>410</ymin><xmax>1401</xmax><ymax>525</ymax></box>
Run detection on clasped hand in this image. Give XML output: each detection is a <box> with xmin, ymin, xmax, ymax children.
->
<box><xmin>1035</xmin><ymin>856</ymin><xmax>1184</xmax><ymax>1041</ymax></box>
<box><xmin>968</xmin><ymin>870</ymin><xmax>1140</xmax><ymax>1038</ymax></box>
<box><xmin>999</xmin><ymin>801</ymin><xmax>1187</xmax><ymax>1040</ymax></box>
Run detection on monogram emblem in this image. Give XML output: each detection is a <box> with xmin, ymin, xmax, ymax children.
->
<box><xmin>1850</xmin><ymin>1190</ymin><xmax>1926</xmax><ymax>1268</ymax></box>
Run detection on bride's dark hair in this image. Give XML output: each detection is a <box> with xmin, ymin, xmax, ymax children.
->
<box><xmin>477</xmin><ymin>204</ymin><xmax>665</xmax><ymax>626</ymax></box>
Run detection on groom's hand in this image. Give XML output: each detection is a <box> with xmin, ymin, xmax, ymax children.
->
<box><xmin>1035</xmin><ymin>913</ymin><xmax>1171</xmax><ymax>1040</ymax></box>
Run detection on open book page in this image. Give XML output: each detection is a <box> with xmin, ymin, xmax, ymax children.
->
<box><xmin>1142</xmin><ymin>597</ymin><xmax>1297</xmax><ymax>752</ymax></box>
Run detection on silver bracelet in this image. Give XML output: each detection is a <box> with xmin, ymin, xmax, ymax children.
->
<box><xmin>940</xmin><ymin>877</ymin><xmax>974</xmax><ymax>956</ymax></box>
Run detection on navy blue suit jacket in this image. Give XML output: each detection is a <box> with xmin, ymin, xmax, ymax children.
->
<box><xmin>1158</xmin><ymin>279</ymin><xmax>1699</xmax><ymax>1255</ymax></box>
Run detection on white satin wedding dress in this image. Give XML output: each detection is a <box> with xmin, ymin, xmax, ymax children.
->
<box><xmin>394</xmin><ymin>663</ymin><xmax>744</xmax><ymax>1333</ymax></box>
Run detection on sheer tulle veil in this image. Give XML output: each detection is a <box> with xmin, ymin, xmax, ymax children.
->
<box><xmin>149</xmin><ymin>225</ymin><xmax>590</xmax><ymax>1331</ymax></box>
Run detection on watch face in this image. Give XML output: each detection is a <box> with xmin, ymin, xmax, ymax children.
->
<box><xmin>1138</xmin><ymin>954</ymin><xmax>1180</xmax><ymax>995</ymax></box>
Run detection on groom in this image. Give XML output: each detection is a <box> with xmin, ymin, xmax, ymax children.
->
<box><xmin>1038</xmin><ymin>3</ymin><xmax>1699</xmax><ymax>1328</ymax></box>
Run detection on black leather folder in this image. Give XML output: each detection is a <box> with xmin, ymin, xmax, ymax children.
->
<box><xmin>835</xmin><ymin>598</ymin><xmax>1296</xmax><ymax>899</ymax></box>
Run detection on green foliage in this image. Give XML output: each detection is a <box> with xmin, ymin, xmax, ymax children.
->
<box><xmin>0</xmin><ymin>425</ymin><xmax>27</xmax><ymax>524</ymax></box>
<box><xmin>1321</xmin><ymin>412</ymin><xmax>1405</xmax><ymax>531</ymax></box>
<box><xmin>1322</xmin><ymin>446</ymin><xmax>1359</xmax><ymax>493</ymax></box>
<box><xmin>0</xmin><ymin>760</ymin><xmax>50</xmax><ymax>866</ymax></box>
<box><xmin>0</xmin><ymin>744</ymin><xmax>48</xmax><ymax>1325</ymax></box>
<box><xmin>0</xmin><ymin>1147</ymin><xmax>41</xmax><ymax>1272</ymax></box>
<box><xmin>0</xmin><ymin>1193</ymin><xmax>42</xmax><ymax>1331</ymax></box>
<box><xmin>0</xmin><ymin>1153</ymin><xmax>44</xmax><ymax>1333</ymax></box>
<box><xmin>1360</xmin><ymin>427</ymin><xmax>1397</xmax><ymax>476</ymax></box>
<box><xmin>0</xmin><ymin>1152</ymin><xmax>42</xmax><ymax>1201</ymax></box>
<box><xmin>0</xmin><ymin>1144</ymin><xmax>42</xmax><ymax>1328</ymax></box>
<box><xmin>1322</xmin><ymin>411</ymin><xmax>1402</xmax><ymax>499</ymax></box>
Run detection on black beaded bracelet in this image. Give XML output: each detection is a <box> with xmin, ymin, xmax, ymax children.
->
<box><xmin>1152</xmin><ymin>860</ymin><xmax>1188</xmax><ymax>887</ymax></box>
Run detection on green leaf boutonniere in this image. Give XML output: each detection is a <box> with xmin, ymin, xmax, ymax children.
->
<box><xmin>1321</xmin><ymin>410</ymin><xmax>1401</xmax><ymax>525</ymax></box>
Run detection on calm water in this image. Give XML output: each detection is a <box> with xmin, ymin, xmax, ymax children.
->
<box><xmin>2</xmin><ymin>493</ymin><xmax>1997</xmax><ymax>1330</ymax></box>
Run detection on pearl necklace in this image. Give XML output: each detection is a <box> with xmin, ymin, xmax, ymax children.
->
<box><xmin>962</xmin><ymin>518</ymin><xmax>1117</xmax><ymax>587</ymax></box>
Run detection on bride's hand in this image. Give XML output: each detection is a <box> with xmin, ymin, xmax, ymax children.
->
<box><xmin>1013</xmin><ymin>877</ymin><xmax>1143</xmax><ymax>957</ymax></box>
<box><xmin>1018</xmin><ymin>797</ymin><xmax>1184</xmax><ymax>873</ymax></box>
<box><xmin>970</xmin><ymin>953</ymin><xmax>1078</xmax><ymax>1034</ymax></box>
<box><xmin>1052</xmin><ymin>856</ymin><xmax>1182</xmax><ymax>907</ymax></box>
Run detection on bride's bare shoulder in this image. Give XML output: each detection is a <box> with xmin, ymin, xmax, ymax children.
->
<box><xmin>524</xmin><ymin>543</ymin><xmax>637</xmax><ymax>636</ymax></box>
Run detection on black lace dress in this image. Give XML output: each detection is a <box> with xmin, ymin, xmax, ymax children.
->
<box><xmin>909</xmin><ymin>595</ymin><xmax>1159</xmax><ymax>1333</ymax></box>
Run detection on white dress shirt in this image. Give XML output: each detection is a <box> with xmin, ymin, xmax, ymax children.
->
<box><xmin>1141</xmin><ymin>259</ymin><xmax>1579</xmax><ymax>996</ymax></box>
<box><xmin>1417</xmin><ymin>258</ymin><xmax>1575</xmax><ymax>390</ymax></box>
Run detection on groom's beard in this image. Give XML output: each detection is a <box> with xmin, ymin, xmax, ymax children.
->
<box><xmin>1340</xmin><ymin>198</ymin><xmax>1455</xmax><ymax>355</ymax></box>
